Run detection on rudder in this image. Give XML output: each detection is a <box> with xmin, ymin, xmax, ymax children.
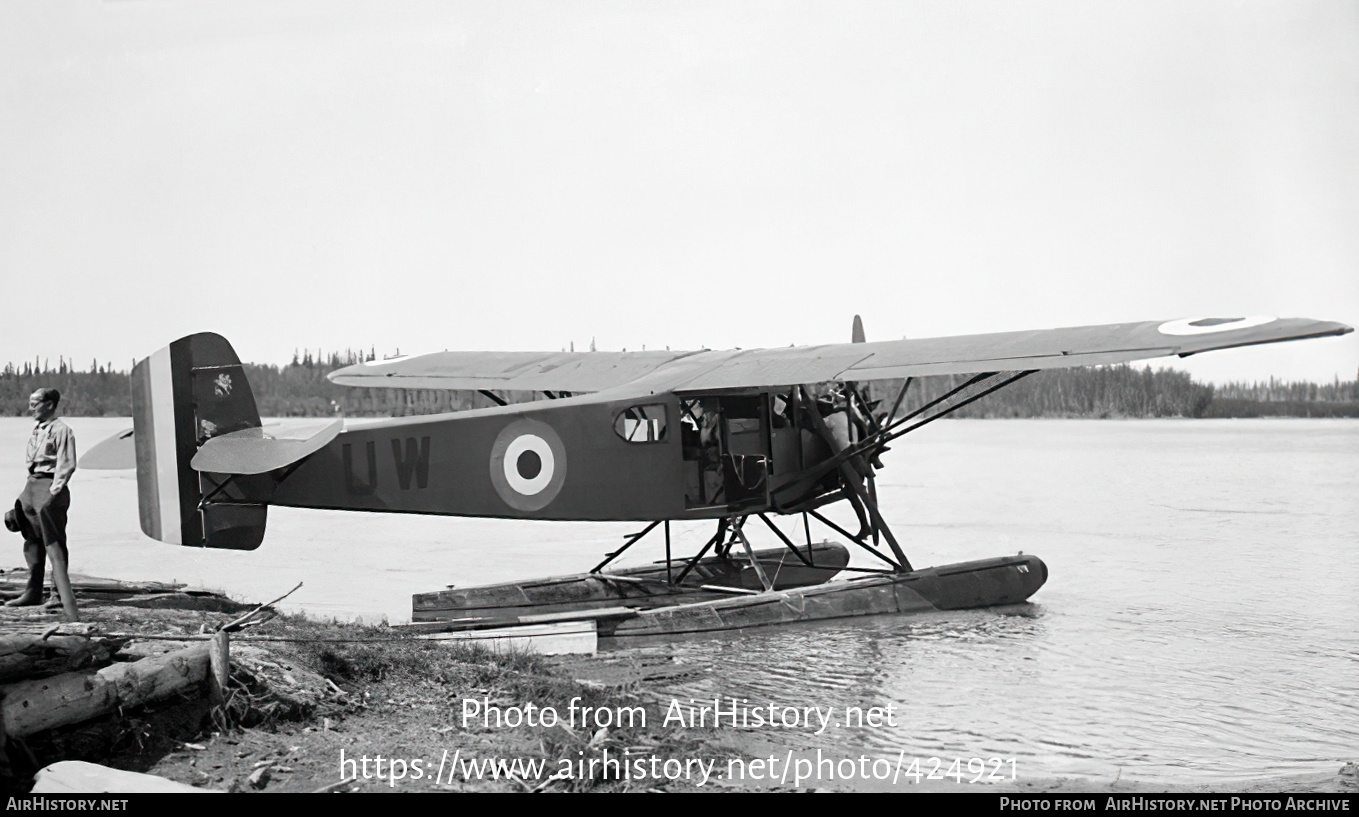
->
<box><xmin>131</xmin><ymin>333</ymin><xmax>268</xmax><ymax>549</ymax></box>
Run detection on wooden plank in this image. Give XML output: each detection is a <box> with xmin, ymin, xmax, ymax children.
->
<box><xmin>421</xmin><ymin>621</ymin><xmax>597</xmax><ymax>656</ymax></box>
<box><xmin>516</xmin><ymin>606</ymin><xmax>637</xmax><ymax>624</ymax></box>
<box><xmin>388</xmin><ymin>617</ymin><xmax>483</xmax><ymax>634</ymax></box>
<box><xmin>698</xmin><ymin>584</ymin><xmax>761</xmax><ymax>595</ymax></box>
<box><xmin>0</xmin><ymin>572</ymin><xmax>185</xmax><ymax>599</ymax></box>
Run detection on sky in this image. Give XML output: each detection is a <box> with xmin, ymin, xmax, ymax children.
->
<box><xmin>1</xmin><ymin>0</ymin><xmax>1356</xmax><ymax>384</ymax></box>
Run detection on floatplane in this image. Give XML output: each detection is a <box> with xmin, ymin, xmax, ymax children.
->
<box><xmin>87</xmin><ymin>315</ymin><xmax>1350</xmax><ymax>643</ymax></box>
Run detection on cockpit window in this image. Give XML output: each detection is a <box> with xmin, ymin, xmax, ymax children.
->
<box><xmin>614</xmin><ymin>404</ymin><xmax>668</xmax><ymax>443</ymax></box>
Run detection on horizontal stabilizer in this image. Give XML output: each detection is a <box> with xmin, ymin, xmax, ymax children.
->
<box><xmin>191</xmin><ymin>419</ymin><xmax>343</xmax><ymax>475</ymax></box>
<box><xmin>80</xmin><ymin>427</ymin><xmax>136</xmax><ymax>470</ymax></box>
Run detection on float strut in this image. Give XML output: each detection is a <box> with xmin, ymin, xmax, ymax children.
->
<box><xmin>733</xmin><ymin>524</ymin><xmax>773</xmax><ymax>592</ymax></box>
<box><xmin>673</xmin><ymin>518</ymin><xmax>728</xmax><ymax>586</ymax></box>
<box><xmin>808</xmin><ymin>509</ymin><xmax>903</xmax><ymax>571</ymax></box>
<box><xmin>757</xmin><ymin>513</ymin><xmax>815</xmax><ymax>568</ymax></box>
<box><xmin>590</xmin><ymin>520</ymin><xmax>661</xmax><ymax>574</ymax></box>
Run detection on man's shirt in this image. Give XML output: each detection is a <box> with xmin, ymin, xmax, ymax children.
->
<box><xmin>27</xmin><ymin>418</ymin><xmax>76</xmax><ymax>493</ymax></box>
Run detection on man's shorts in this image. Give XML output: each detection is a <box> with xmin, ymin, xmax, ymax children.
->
<box><xmin>18</xmin><ymin>475</ymin><xmax>69</xmax><ymax>549</ymax></box>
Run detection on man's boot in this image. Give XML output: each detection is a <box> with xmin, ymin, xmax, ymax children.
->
<box><xmin>4</xmin><ymin>541</ymin><xmax>44</xmax><ymax>607</ymax></box>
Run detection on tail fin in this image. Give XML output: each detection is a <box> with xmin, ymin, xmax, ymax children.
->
<box><xmin>851</xmin><ymin>315</ymin><xmax>866</xmax><ymax>344</ymax></box>
<box><xmin>131</xmin><ymin>333</ymin><xmax>267</xmax><ymax>550</ymax></box>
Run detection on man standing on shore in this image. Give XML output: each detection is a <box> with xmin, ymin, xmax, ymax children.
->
<box><xmin>6</xmin><ymin>388</ymin><xmax>79</xmax><ymax>619</ymax></box>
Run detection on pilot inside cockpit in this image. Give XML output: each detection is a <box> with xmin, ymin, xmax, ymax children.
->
<box><xmin>814</xmin><ymin>387</ymin><xmax>853</xmax><ymax>453</ymax></box>
<box><xmin>698</xmin><ymin>403</ymin><xmax>721</xmax><ymax>448</ymax></box>
<box><xmin>680</xmin><ymin>399</ymin><xmax>726</xmax><ymax>505</ymax></box>
<box><xmin>771</xmin><ymin>393</ymin><xmax>791</xmax><ymax>428</ymax></box>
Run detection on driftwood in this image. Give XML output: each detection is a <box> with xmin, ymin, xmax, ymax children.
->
<box><xmin>0</xmin><ymin>643</ymin><xmax>210</xmax><ymax>738</ymax></box>
<box><xmin>0</xmin><ymin>633</ymin><xmax>129</xmax><ymax>684</ymax></box>
<box><xmin>220</xmin><ymin>582</ymin><xmax>302</xmax><ymax>632</ymax></box>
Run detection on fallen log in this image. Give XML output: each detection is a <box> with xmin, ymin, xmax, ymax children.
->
<box><xmin>0</xmin><ymin>633</ymin><xmax>129</xmax><ymax>684</ymax></box>
<box><xmin>0</xmin><ymin>643</ymin><xmax>210</xmax><ymax>739</ymax></box>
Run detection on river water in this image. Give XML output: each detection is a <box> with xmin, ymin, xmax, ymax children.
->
<box><xmin>1</xmin><ymin>417</ymin><xmax>1354</xmax><ymax>785</ymax></box>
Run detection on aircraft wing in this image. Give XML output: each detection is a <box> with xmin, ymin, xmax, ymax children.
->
<box><xmin>674</xmin><ymin>316</ymin><xmax>1351</xmax><ymax>390</ymax></box>
<box><xmin>328</xmin><ymin>350</ymin><xmax>692</xmax><ymax>392</ymax></box>
<box><xmin>327</xmin><ymin>316</ymin><xmax>1351</xmax><ymax>394</ymax></box>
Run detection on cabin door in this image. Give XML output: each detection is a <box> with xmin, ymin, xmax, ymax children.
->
<box><xmin>681</xmin><ymin>394</ymin><xmax>771</xmax><ymax>510</ymax></box>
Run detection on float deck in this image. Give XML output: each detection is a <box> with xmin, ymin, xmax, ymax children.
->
<box><xmin>407</xmin><ymin>550</ymin><xmax>1046</xmax><ymax>640</ymax></box>
<box><xmin>411</xmin><ymin>541</ymin><xmax>851</xmax><ymax>623</ymax></box>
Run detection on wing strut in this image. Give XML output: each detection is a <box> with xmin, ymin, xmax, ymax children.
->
<box><xmin>762</xmin><ymin>369</ymin><xmax>1042</xmax><ymax>572</ymax></box>
<box><xmin>884</xmin><ymin>377</ymin><xmax>914</xmax><ymax>428</ymax></box>
<box><xmin>797</xmin><ymin>386</ymin><xmax>912</xmax><ymax>570</ymax></box>
<box><xmin>879</xmin><ymin>370</ymin><xmax>1037</xmax><ymax>442</ymax></box>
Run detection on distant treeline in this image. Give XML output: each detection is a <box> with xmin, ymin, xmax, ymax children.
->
<box><xmin>871</xmin><ymin>367</ymin><xmax>1359</xmax><ymax>419</ymax></box>
<box><xmin>0</xmin><ymin>351</ymin><xmax>527</xmax><ymax>418</ymax></box>
<box><xmin>0</xmin><ymin>354</ymin><xmax>1356</xmax><ymax>419</ymax></box>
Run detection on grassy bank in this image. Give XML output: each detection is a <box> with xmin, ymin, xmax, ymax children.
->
<box><xmin>3</xmin><ymin>605</ymin><xmax>732</xmax><ymax>793</ymax></box>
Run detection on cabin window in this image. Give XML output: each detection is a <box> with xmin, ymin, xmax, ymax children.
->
<box><xmin>614</xmin><ymin>404</ymin><xmax>668</xmax><ymax>443</ymax></box>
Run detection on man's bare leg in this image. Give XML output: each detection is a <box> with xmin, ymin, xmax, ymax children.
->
<box><xmin>45</xmin><ymin>542</ymin><xmax>78</xmax><ymax>621</ymax></box>
<box><xmin>4</xmin><ymin>540</ymin><xmax>44</xmax><ymax>606</ymax></box>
